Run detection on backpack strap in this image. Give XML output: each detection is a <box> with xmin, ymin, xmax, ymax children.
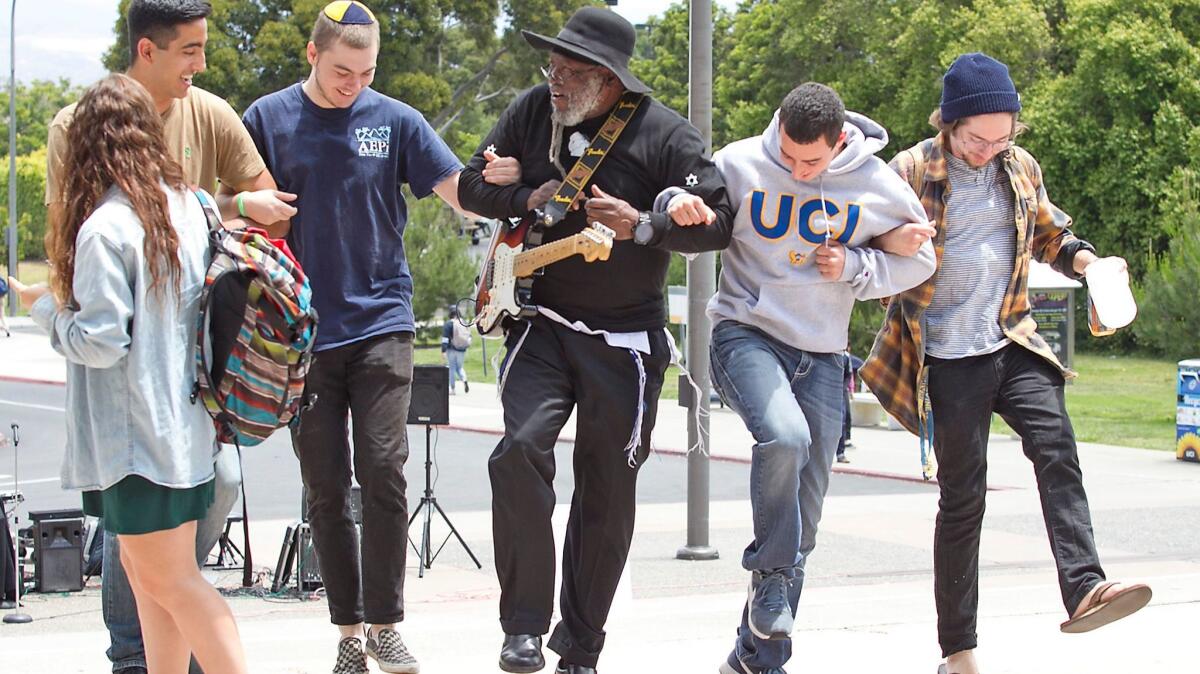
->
<box><xmin>236</xmin><ymin>440</ymin><xmax>254</xmax><ymax>588</ymax></box>
<box><xmin>192</xmin><ymin>188</ymin><xmax>225</xmax><ymax>234</ymax></box>
<box><xmin>900</xmin><ymin>138</ymin><xmax>936</xmax><ymax>193</ymax></box>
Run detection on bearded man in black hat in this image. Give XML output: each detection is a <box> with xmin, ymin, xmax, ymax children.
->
<box><xmin>458</xmin><ymin>7</ymin><xmax>733</xmax><ymax>674</ymax></box>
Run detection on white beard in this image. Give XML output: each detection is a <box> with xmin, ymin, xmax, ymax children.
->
<box><xmin>551</xmin><ymin>73</ymin><xmax>608</xmax><ymax>127</ymax></box>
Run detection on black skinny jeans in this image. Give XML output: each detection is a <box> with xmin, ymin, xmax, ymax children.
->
<box><xmin>291</xmin><ymin>332</ymin><xmax>413</xmax><ymax>626</ymax></box>
<box><xmin>926</xmin><ymin>344</ymin><xmax>1105</xmax><ymax>657</ymax></box>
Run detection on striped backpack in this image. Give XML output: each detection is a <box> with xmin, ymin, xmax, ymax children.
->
<box><xmin>190</xmin><ymin>189</ymin><xmax>318</xmax><ymax>447</ymax></box>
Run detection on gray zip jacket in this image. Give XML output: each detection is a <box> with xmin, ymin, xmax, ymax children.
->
<box><xmin>31</xmin><ymin>185</ymin><xmax>217</xmax><ymax>491</ymax></box>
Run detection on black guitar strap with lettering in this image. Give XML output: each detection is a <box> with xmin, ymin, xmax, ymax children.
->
<box><xmin>538</xmin><ymin>91</ymin><xmax>646</xmax><ymax>228</ymax></box>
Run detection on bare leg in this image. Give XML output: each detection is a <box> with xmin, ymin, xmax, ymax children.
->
<box><xmin>119</xmin><ymin>521</ymin><xmax>248</xmax><ymax>674</ymax></box>
<box><xmin>122</xmin><ymin>544</ymin><xmax>190</xmax><ymax>673</ymax></box>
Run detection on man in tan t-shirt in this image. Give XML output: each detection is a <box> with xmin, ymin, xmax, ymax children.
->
<box><xmin>42</xmin><ymin>3</ymin><xmax>293</xmax><ymax>673</ymax></box>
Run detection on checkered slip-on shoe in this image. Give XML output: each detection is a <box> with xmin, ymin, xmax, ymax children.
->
<box><xmin>366</xmin><ymin>628</ymin><xmax>420</xmax><ymax>674</ymax></box>
<box><xmin>332</xmin><ymin>636</ymin><xmax>369</xmax><ymax>674</ymax></box>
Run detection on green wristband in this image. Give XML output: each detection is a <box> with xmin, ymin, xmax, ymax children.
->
<box><xmin>236</xmin><ymin>192</ymin><xmax>247</xmax><ymax>218</ymax></box>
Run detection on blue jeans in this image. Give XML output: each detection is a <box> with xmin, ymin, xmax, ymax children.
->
<box><xmin>447</xmin><ymin>348</ymin><xmax>468</xmax><ymax>391</ymax></box>
<box><xmin>102</xmin><ymin>445</ymin><xmax>243</xmax><ymax>673</ymax></box>
<box><xmin>710</xmin><ymin>321</ymin><xmax>845</xmax><ymax>671</ymax></box>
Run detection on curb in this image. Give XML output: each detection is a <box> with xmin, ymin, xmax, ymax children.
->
<box><xmin>0</xmin><ymin>387</ymin><xmax>1014</xmax><ymax>491</ymax></box>
<box><xmin>0</xmin><ymin>374</ymin><xmax>65</xmax><ymax>387</ymax></box>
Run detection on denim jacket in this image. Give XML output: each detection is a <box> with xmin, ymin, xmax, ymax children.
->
<box><xmin>31</xmin><ymin>185</ymin><xmax>217</xmax><ymax>491</ymax></box>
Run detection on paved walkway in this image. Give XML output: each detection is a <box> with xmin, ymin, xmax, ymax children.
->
<box><xmin>2</xmin><ymin>316</ymin><xmax>1198</xmax><ymax>673</ymax></box>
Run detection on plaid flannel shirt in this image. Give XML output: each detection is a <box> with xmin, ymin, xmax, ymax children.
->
<box><xmin>860</xmin><ymin>134</ymin><xmax>1095</xmax><ymax>438</ymax></box>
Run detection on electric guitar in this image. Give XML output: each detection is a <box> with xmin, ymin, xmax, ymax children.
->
<box><xmin>474</xmin><ymin>217</ymin><xmax>615</xmax><ymax>335</ymax></box>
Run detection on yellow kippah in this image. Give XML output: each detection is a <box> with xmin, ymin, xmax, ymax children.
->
<box><xmin>323</xmin><ymin>1</ymin><xmax>376</xmax><ymax>25</ymax></box>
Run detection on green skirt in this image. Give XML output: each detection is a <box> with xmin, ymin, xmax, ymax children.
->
<box><xmin>82</xmin><ymin>475</ymin><xmax>215</xmax><ymax>535</ymax></box>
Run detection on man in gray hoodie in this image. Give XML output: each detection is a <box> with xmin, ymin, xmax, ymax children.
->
<box><xmin>686</xmin><ymin>83</ymin><xmax>936</xmax><ymax>674</ymax></box>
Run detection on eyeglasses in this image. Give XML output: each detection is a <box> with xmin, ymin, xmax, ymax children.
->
<box><xmin>958</xmin><ymin>131</ymin><xmax>1012</xmax><ymax>153</ymax></box>
<box><xmin>540</xmin><ymin>62</ymin><xmax>598</xmax><ymax>85</ymax></box>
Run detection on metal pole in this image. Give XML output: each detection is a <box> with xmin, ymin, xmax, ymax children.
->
<box><xmin>6</xmin><ymin>0</ymin><xmax>16</xmax><ymax>316</ymax></box>
<box><xmin>676</xmin><ymin>0</ymin><xmax>717</xmax><ymax>561</ymax></box>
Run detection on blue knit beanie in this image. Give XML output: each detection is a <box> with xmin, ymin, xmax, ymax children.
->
<box><xmin>940</xmin><ymin>52</ymin><xmax>1021</xmax><ymax>123</ymax></box>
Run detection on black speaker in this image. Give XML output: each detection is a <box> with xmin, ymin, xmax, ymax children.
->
<box><xmin>408</xmin><ymin>365</ymin><xmax>449</xmax><ymax>425</ymax></box>
<box><xmin>295</xmin><ymin>521</ymin><xmax>361</xmax><ymax>591</ymax></box>
<box><xmin>30</xmin><ymin>509</ymin><xmax>85</xmax><ymax>593</ymax></box>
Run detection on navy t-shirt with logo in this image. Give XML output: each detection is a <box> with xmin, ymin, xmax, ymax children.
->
<box><xmin>243</xmin><ymin>83</ymin><xmax>462</xmax><ymax>350</ymax></box>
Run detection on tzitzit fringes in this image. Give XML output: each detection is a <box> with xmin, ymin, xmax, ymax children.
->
<box><xmin>621</xmin><ymin>347</ymin><xmax>648</xmax><ymax>468</ymax></box>
<box><xmin>496</xmin><ymin>321</ymin><xmax>532</xmax><ymax>399</ymax></box>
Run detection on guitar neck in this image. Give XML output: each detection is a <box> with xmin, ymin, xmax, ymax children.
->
<box><xmin>513</xmin><ymin>234</ymin><xmax>590</xmax><ymax>277</ymax></box>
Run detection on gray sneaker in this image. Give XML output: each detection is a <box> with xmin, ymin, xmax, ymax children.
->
<box><xmin>366</xmin><ymin>627</ymin><xmax>420</xmax><ymax>673</ymax></box>
<box><xmin>719</xmin><ymin>651</ymin><xmax>787</xmax><ymax>674</ymax></box>
<box><xmin>332</xmin><ymin>636</ymin><xmax>369</xmax><ymax>674</ymax></box>
<box><xmin>747</xmin><ymin>570</ymin><xmax>795</xmax><ymax>640</ymax></box>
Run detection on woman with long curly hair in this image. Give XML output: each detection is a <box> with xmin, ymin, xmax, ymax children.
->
<box><xmin>8</xmin><ymin>73</ymin><xmax>247</xmax><ymax>674</ymax></box>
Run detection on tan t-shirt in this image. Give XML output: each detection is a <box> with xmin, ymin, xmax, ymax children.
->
<box><xmin>45</xmin><ymin>85</ymin><xmax>266</xmax><ymax>205</ymax></box>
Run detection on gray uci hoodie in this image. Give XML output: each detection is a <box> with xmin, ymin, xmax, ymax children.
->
<box><xmin>706</xmin><ymin>110</ymin><xmax>936</xmax><ymax>353</ymax></box>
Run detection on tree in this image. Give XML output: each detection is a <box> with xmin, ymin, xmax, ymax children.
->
<box><xmin>0</xmin><ymin>79</ymin><xmax>83</xmax><ymax>157</ymax></box>
<box><xmin>1022</xmin><ymin>0</ymin><xmax>1200</xmax><ymax>278</ymax></box>
<box><xmin>103</xmin><ymin>0</ymin><xmax>600</xmax><ymax>141</ymax></box>
<box><xmin>405</xmin><ymin>196</ymin><xmax>478</xmax><ymax>325</ymax></box>
<box><xmin>629</xmin><ymin>1</ymin><xmax>736</xmax><ymax>147</ymax></box>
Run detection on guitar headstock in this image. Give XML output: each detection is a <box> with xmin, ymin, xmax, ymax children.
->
<box><xmin>579</xmin><ymin>224</ymin><xmax>615</xmax><ymax>262</ymax></box>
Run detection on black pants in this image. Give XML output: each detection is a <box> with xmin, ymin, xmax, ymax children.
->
<box><xmin>292</xmin><ymin>332</ymin><xmax>413</xmax><ymax>625</ymax></box>
<box><xmin>490</xmin><ymin>317</ymin><xmax>669</xmax><ymax>668</ymax></box>
<box><xmin>926</xmin><ymin>344</ymin><xmax>1104</xmax><ymax>657</ymax></box>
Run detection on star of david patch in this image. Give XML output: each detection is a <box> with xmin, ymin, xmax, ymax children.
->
<box><xmin>486</xmin><ymin>144</ymin><xmax>497</xmax><ymax>155</ymax></box>
<box><xmin>685</xmin><ymin>173</ymin><xmax>699</xmax><ymax>187</ymax></box>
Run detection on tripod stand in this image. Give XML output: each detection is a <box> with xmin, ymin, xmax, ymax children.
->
<box><xmin>407</xmin><ymin>424</ymin><xmax>480</xmax><ymax>578</ymax></box>
<box><xmin>3</xmin><ymin>423</ymin><xmax>31</xmax><ymax>624</ymax></box>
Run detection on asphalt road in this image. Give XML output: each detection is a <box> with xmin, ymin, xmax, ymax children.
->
<box><xmin>0</xmin><ymin>380</ymin><xmax>927</xmax><ymax>522</ymax></box>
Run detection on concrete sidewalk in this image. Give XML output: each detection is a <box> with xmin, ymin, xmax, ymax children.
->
<box><xmin>2</xmin><ymin>315</ymin><xmax>1199</xmax><ymax>673</ymax></box>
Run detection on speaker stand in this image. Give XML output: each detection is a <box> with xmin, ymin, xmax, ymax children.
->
<box><xmin>208</xmin><ymin>516</ymin><xmax>245</xmax><ymax>569</ymax></box>
<box><xmin>407</xmin><ymin>424</ymin><xmax>481</xmax><ymax>577</ymax></box>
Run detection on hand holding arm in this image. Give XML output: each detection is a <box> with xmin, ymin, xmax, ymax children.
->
<box><xmin>871</xmin><ymin>221</ymin><xmax>937</xmax><ymax>257</ymax></box>
<box><xmin>666</xmin><ymin>192</ymin><xmax>716</xmax><ymax>227</ymax></box>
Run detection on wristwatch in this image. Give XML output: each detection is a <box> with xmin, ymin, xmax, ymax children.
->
<box><xmin>633</xmin><ymin>211</ymin><xmax>655</xmax><ymax>245</ymax></box>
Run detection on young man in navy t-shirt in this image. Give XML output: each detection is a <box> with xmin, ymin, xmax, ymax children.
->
<box><xmin>242</xmin><ymin>3</ymin><xmax>465</xmax><ymax>673</ymax></box>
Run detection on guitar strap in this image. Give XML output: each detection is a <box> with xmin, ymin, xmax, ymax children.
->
<box><xmin>538</xmin><ymin>91</ymin><xmax>646</xmax><ymax>228</ymax></box>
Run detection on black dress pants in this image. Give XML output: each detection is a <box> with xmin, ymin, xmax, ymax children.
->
<box><xmin>489</xmin><ymin>317</ymin><xmax>669</xmax><ymax>668</ymax></box>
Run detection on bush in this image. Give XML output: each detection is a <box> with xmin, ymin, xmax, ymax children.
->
<box><xmin>0</xmin><ymin>148</ymin><xmax>49</xmax><ymax>261</ymax></box>
<box><xmin>848</xmin><ymin>299</ymin><xmax>886</xmax><ymax>361</ymax></box>
<box><xmin>1134</xmin><ymin>170</ymin><xmax>1200</xmax><ymax>361</ymax></box>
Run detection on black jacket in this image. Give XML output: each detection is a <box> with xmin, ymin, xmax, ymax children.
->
<box><xmin>459</xmin><ymin>85</ymin><xmax>733</xmax><ymax>332</ymax></box>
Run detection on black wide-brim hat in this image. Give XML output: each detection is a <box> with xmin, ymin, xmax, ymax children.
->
<box><xmin>521</xmin><ymin>7</ymin><xmax>651</xmax><ymax>94</ymax></box>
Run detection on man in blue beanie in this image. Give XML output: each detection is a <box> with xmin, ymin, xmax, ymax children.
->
<box><xmin>862</xmin><ymin>52</ymin><xmax>1152</xmax><ymax>674</ymax></box>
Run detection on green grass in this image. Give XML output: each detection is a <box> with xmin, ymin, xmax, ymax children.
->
<box><xmin>990</xmin><ymin>352</ymin><xmax>1178</xmax><ymax>451</ymax></box>
<box><xmin>1</xmin><ymin>260</ymin><xmax>49</xmax><ymax>286</ymax></box>
<box><xmin>1</xmin><ymin>261</ymin><xmax>50</xmax><ymax>316</ymax></box>
<box><xmin>417</xmin><ymin>338</ymin><xmax>1179</xmax><ymax>452</ymax></box>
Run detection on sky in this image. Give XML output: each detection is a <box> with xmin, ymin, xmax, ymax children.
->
<box><xmin>0</xmin><ymin>1</ymin><xmax>736</xmax><ymax>86</ymax></box>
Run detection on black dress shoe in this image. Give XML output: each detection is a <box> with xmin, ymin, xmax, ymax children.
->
<box><xmin>554</xmin><ymin>660</ymin><xmax>597</xmax><ymax>674</ymax></box>
<box><xmin>499</xmin><ymin>633</ymin><xmax>544</xmax><ymax>673</ymax></box>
